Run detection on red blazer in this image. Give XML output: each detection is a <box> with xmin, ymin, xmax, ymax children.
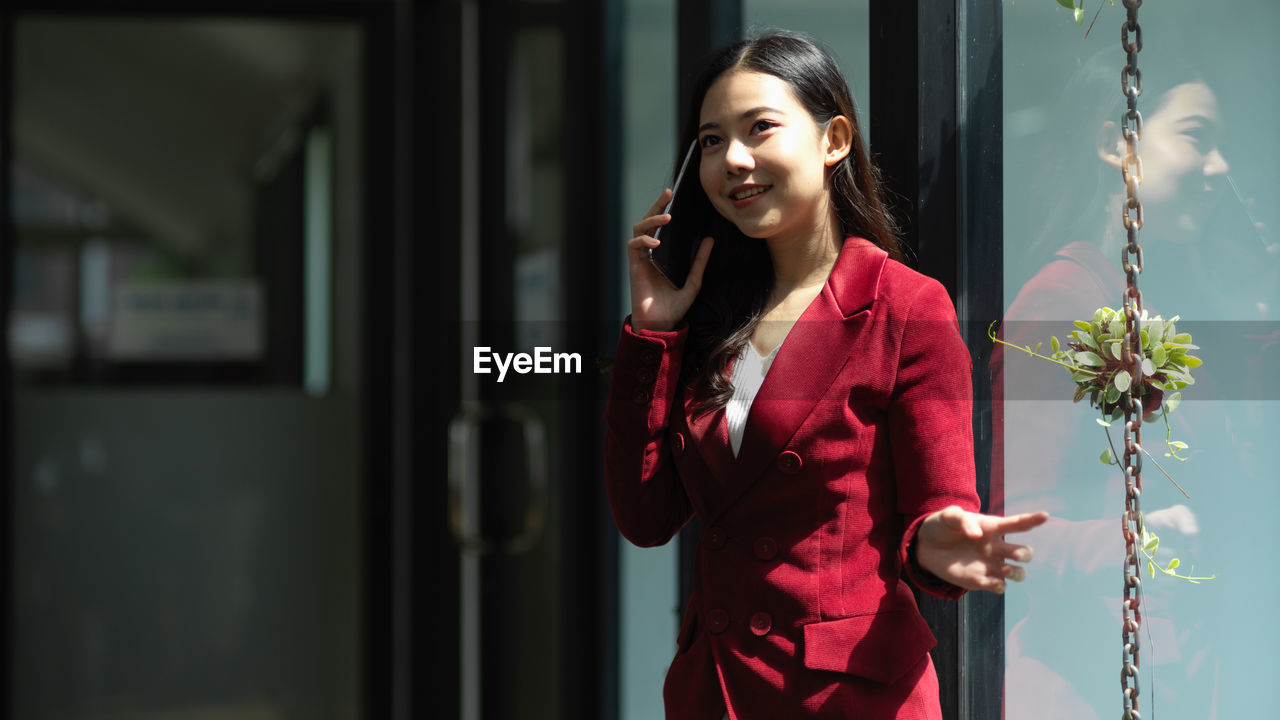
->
<box><xmin>605</xmin><ymin>237</ymin><xmax>981</xmax><ymax>719</ymax></box>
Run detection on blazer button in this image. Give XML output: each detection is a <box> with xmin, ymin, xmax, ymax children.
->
<box><xmin>636</xmin><ymin>367</ymin><xmax>655</xmax><ymax>384</ymax></box>
<box><xmin>753</xmin><ymin>536</ymin><xmax>778</xmax><ymax>561</ymax></box>
<box><xmin>704</xmin><ymin>526</ymin><xmax>727</xmax><ymax>550</ymax></box>
<box><xmin>707</xmin><ymin>608</ymin><xmax>729</xmax><ymax>634</ymax></box>
<box><xmin>672</xmin><ymin>432</ymin><xmax>686</xmax><ymax>457</ymax></box>
<box><xmin>777</xmin><ymin>450</ymin><xmax>802</xmax><ymax>474</ymax></box>
<box><xmin>632</xmin><ymin>389</ymin><xmax>650</xmax><ymax>405</ymax></box>
<box><xmin>749</xmin><ymin>612</ymin><xmax>772</xmax><ymax>636</ymax></box>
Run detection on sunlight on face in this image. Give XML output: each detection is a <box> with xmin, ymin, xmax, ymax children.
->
<box><xmin>696</xmin><ymin>70</ymin><xmax>837</xmax><ymax>244</ymax></box>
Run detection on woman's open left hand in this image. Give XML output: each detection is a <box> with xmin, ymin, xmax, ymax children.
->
<box><xmin>915</xmin><ymin>506</ymin><xmax>1050</xmax><ymax>594</ymax></box>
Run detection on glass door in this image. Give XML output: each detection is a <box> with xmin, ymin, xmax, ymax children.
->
<box><xmin>445</xmin><ymin>1</ymin><xmax>612</xmax><ymax>718</ymax></box>
<box><xmin>4</xmin><ymin>13</ymin><xmax>372</xmax><ymax>719</ymax></box>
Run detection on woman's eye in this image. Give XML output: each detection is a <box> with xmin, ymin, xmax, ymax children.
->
<box><xmin>699</xmin><ymin>135</ymin><xmax>722</xmax><ymax>149</ymax></box>
<box><xmin>751</xmin><ymin>120</ymin><xmax>776</xmax><ymax>133</ymax></box>
<box><xmin>1182</xmin><ymin>126</ymin><xmax>1213</xmax><ymax>149</ymax></box>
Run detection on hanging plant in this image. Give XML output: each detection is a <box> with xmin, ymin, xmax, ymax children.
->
<box><xmin>1055</xmin><ymin>0</ymin><xmax>1117</xmax><ymax>36</ymax></box>
<box><xmin>989</xmin><ymin>307</ymin><xmax>1216</xmax><ymax>582</ymax></box>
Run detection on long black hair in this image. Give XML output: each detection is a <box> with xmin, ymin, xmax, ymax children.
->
<box><xmin>676</xmin><ymin>31</ymin><xmax>903</xmax><ymax>415</ymax></box>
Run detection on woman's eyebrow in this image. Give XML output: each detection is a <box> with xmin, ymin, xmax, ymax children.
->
<box><xmin>1174</xmin><ymin>114</ymin><xmax>1220</xmax><ymax>132</ymax></box>
<box><xmin>698</xmin><ymin>106</ymin><xmax>788</xmax><ymax>133</ymax></box>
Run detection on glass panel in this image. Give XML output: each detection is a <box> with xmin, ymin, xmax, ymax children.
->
<box><xmin>1000</xmin><ymin>4</ymin><xmax>1280</xmax><ymax>718</ymax></box>
<box><xmin>474</xmin><ymin>25</ymin><xmax>568</xmax><ymax>720</ymax></box>
<box><xmin>618</xmin><ymin>4</ymin><xmax>678</xmax><ymax>719</ymax></box>
<box><xmin>743</xmin><ymin>0</ymin><xmax>871</xmax><ymax>137</ymax></box>
<box><xmin>8</xmin><ymin>17</ymin><xmax>365</xmax><ymax>719</ymax></box>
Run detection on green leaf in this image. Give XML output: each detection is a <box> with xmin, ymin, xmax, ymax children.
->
<box><xmin>1184</xmin><ymin>355</ymin><xmax>1203</xmax><ymax>369</ymax></box>
<box><xmin>1110</xmin><ymin>341</ymin><xmax>1124</xmax><ymax>361</ymax></box>
<box><xmin>1114</xmin><ymin>370</ymin><xmax>1132</xmax><ymax>392</ymax></box>
<box><xmin>1076</xmin><ymin>351</ymin><xmax>1104</xmax><ymax>366</ymax></box>
<box><xmin>1057</xmin><ymin>0</ymin><xmax>1074</xmax><ymax>9</ymax></box>
<box><xmin>1096</xmin><ymin>418</ymin><xmax>1112</xmax><ymax>427</ymax></box>
<box><xmin>1105</xmin><ymin>383</ymin><xmax>1121</xmax><ymax>405</ymax></box>
<box><xmin>1164</xmin><ymin>391</ymin><xmax>1182</xmax><ymax>413</ymax></box>
<box><xmin>1152</xmin><ymin>344</ymin><xmax>1167</xmax><ymax>367</ymax></box>
<box><xmin>1147</xmin><ymin>318</ymin><xmax>1163</xmax><ymax>342</ymax></box>
<box><xmin>1169</xmin><ymin>441</ymin><xmax>1189</xmax><ymax>450</ymax></box>
<box><xmin>1050</xmin><ymin>336</ymin><xmax>1060</xmax><ymax>354</ymax></box>
<box><xmin>1173</xmin><ymin>333</ymin><xmax>1193</xmax><ymax>345</ymax></box>
<box><xmin>1100</xmin><ymin>448</ymin><xmax>1115</xmax><ymax>465</ymax></box>
<box><xmin>1075</xmin><ymin>6</ymin><xmax>1085</xmax><ymax>24</ymax></box>
<box><xmin>1141</xmin><ymin>358</ymin><xmax>1156</xmax><ymax>376</ymax></box>
<box><xmin>1144</xmin><ymin>530</ymin><xmax>1159</xmax><ymax>553</ymax></box>
<box><xmin>1109</xmin><ymin>318</ymin><xmax>1125</xmax><ymax>338</ymax></box>
<box><xmin>1074</xmin><ymin>320</ymin><xmax>1093</xmax><ymax>332</ymax></box>
<box><xmin>1166</xmin><ymin>557</ymin><xmax>1180</xmax><ymax>571</ymax></box>
<box><xmin>1148</xmin><ymin>560</ymin><xmax>1156</xmax><ymax>578</ymax></box>
<box><xmin>1079</xmin><ymin>332</ymin><xmax>1099</xmax><ymax>350</ymax></box>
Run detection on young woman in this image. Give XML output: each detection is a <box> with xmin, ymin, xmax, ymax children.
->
<box><xmin>605</xmin><ymin>32</ymin><xmax>1048</xmax><ymax>719</ymax></box>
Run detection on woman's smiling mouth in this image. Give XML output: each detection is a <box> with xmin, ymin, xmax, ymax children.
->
<box><xmin>730</xmin><ymin>184</ymin><xmax>772</xmax><ymax>207</ymax></box>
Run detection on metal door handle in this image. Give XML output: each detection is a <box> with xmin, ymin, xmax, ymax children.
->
<box><xmin>447</xmin><ymin>402</ymin><xmax>547</xmax><ymax>555</ymax></box>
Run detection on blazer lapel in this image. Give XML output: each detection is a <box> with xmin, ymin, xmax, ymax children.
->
<box><xmin>683</xmin><ymin>378</ymin><xmax>736</xmax><ymax>496</ymax></box>
<box><xmin>706</xmin><ymin>237</ymin><xmax>888</xmax><ymax>521</ymax></box>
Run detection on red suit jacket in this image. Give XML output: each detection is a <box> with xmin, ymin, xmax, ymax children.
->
<box><xmin>605</xmin><ymin>237</ymin><xmax>981</xmax><ymax>719</ymax></box>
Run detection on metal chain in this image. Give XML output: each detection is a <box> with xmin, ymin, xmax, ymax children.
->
<box><xmin>1119</xmin><ymin>1</ymin><xmax>1146</xmax><ymax>719</ymax></box>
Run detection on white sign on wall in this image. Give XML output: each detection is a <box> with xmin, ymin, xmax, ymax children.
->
<box><xmin>107</xmin><ymin>281</ymin><xmax>263</xmax><ymax>361</ymax></box>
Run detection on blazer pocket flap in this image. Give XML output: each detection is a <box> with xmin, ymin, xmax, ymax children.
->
<box><xmin>802</xmin><ymin>609</ymin><xmax>936</xmax><ymax>686</ymax></box>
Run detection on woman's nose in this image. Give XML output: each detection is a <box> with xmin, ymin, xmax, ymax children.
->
<box><xmin>724</xmin><ymin>138</ymin><xmax>754</xmax><ymax>174</ymax></box>
<box><xmin>1204</xmin><ymin>147</ymin><xmax>1229</xmax><ymax>177</ymax></box>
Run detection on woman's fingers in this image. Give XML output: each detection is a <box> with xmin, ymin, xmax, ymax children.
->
<box><xmin>985</xmin><ymin>510</ymin><xmax>1050</xmax><ymax>536</ymax></box>
<box><xmin>975</xmin><ymin>574</ymin><xmax>1007</xmax><ymax>594</ymax></box>
<box><xmin>632</xmin><ymin>212</ymin><xmax>671</xmax><ymax>240</ymax></box>
<box><xmin>625</xmin><ymin>234</ymin><xmax>660</xmax><ymax>266</ymax></box>
<box><xmin>1002</xmin><ymin>564</ymin><xmax>1028</xmax><ymax>582</ymax></box>
<box><xmin>998</xmin><ymin>542</ymin><xmax>1034</xmax><ymax>563</ymax></box>
<box><xmin>632</xmin><ymin>189</ymin><xmax>673</xmax><ymax>237</ymax></box>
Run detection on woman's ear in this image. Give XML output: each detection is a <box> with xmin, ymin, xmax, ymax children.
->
<box><xmin>824</xmin><ymin>116</ymin><xmax>853</xmax><ymax>166</ymax></box>
<box><xmin>1096</xmin><ymin>120</ymin><xmax>1124</xmax><ymax>169</ymax></box>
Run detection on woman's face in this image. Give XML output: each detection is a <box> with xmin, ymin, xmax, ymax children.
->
<box><xmin>696</xmin><ymin>70</ymin><xmax>839</xmax><ymax>242</ymax></box>
<box><xmin>1131</xmin><ymin>81</ymin><xmax>1229</xmax><ymax>240</ymax></box>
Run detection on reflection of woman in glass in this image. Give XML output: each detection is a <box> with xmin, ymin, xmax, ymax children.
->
<box><xmin>605</xmin><ymin>32</ymin><xmax>1047</xmax><ymax>719</ymax></box>
<box><xmin>997</xmin><ymin>47</ymin><xmax>1242</xmax><ymax>719</ymax></box>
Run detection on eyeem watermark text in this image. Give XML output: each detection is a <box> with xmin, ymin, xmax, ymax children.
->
<box><xmin>473</xmin><ymin>346</ymin><xmax>582</xmax><ymax>382</ymax></box>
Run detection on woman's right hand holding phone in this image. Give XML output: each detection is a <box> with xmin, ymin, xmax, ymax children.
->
<box><xmin>627</xmin><ymin>188</ymin><xmax>714</xmax><ymax>332</ymax></box>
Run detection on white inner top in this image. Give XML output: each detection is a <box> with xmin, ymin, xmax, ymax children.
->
<box><xmin>726</xmin><ymin>341</ymin><xmax>781</xmax><ymax>457</ymax></box>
